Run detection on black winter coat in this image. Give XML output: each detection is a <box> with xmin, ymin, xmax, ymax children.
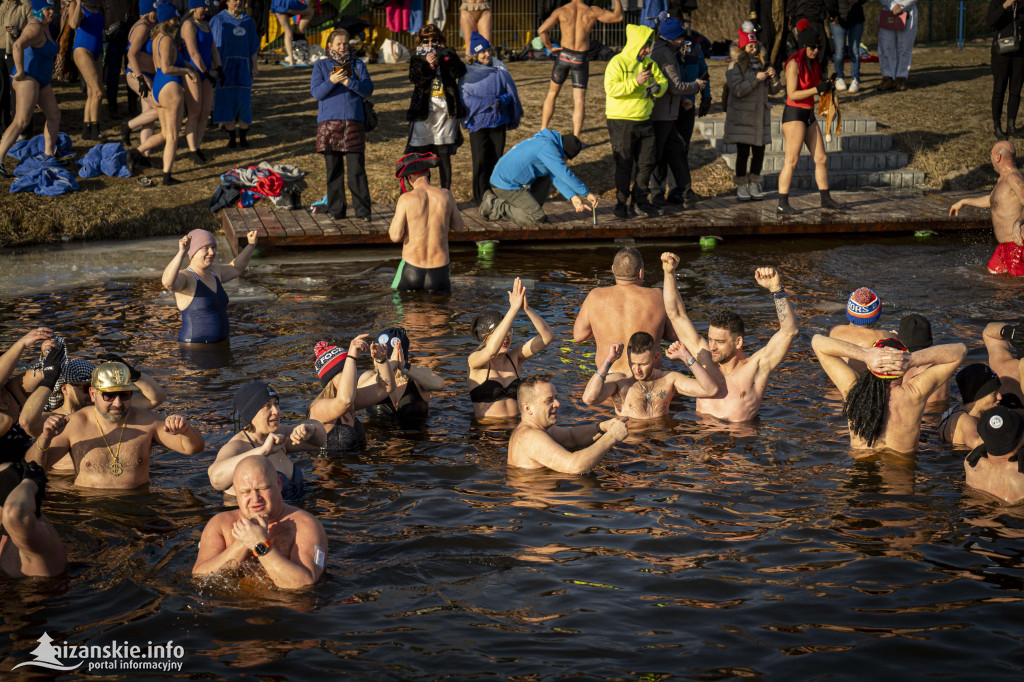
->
<box><xmin>824</xmin><ymin>0</ymin><xmax>864</xmax><ymax>25</ymax></box>
<box><xmin>406</xmin><ymin>47</ymin><xmax>467</xmax><ymax>122</ymax></box>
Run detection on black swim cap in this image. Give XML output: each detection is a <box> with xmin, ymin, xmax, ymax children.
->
<box><xmin>376</xmin><ymin>327</ymin><xmax>410</xmax><ymax>359</ymax></box>
<box><xmin>471</xmin><ymin>311</ymin><xmax>503</xmax><ymax>342</ymax></box>
<box><xmin>232</xmin><ymin>381</ymin><xmax>278</xmax><ymax>429</ymax></box>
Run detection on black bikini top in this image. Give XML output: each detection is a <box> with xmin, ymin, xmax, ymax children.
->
<box><xmin>469</xmin><ymin>354</ymin><xmax>521</xmax><ymax>404</ymax></box>
<box><xmin>367</xmin><ymin>379</ymin><xmax>429</xmax><ymax>419</ymax></box>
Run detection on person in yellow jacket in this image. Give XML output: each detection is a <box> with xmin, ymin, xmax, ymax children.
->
<box><xmin>604</xmin><ymin>23</ymin><xmax>668</xmax><ymax>220</ymax></box>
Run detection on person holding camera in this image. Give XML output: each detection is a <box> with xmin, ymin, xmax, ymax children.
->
<box><xmin>68</xmin><ymin>0</ymin><xmax>105</xmax><ymax>142</ymax></box>
<box><xmin>605</xmin><ymin>23</ymin><xmax>667</xmax><ymax>220</ymax></box>
<box><xmin>181</xmin><ymin>0</ymin><xmax>220</xmax><ymax>163</ymax></box>
<box><xmin>988</xmin><ymin>0</ymin><xmax>1024</xmax><ymax>140</ymax></box>
<box><xmin>311</xmin><ymin>27</ymin><xmax>372</xmax><ymax>221</ymax></box>
<box><xmin>776</xmin><ymin>19</ymin><xmax>844</xmax><ymax>214</ymax></box>
<box><xmin>406</xmin><ymin>23</ymin><xmax>466</xmax><ymax>191</ymax></box>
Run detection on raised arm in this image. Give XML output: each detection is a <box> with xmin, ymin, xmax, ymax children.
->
<box><xmin>661</xmin><ymin>253</ymin><xmax>707</xmax><ymax>357</ymax></box>
<box><xmin>96</xmin><ymin>353</ymin><xmax>166</xmax><ymax>409</ymax></box>
<box><xmin>514</xmin><ymin>289</ymin><xmax>554</xmax><ymax>361</ymax></box>
<box><xmin>594</xmin><ymin>0</ymin><xmax>624</xmax><ymax>23</ymax></box>
<box><xmin>519</xmin><ymin>418</ymin><xmax>628</xmax><ymax>474</ymax></box>
<box><xmin>352</xmin><ymin>342</ymin><xmax>397</xmax><ymax>408</ymax></box>
<box><xmin>155</xmin><ymin>415</ymin><xmax>205</xmax><ymax>455</ymax></box>
<box><xmin>162</xmin><ymin>235</ymin><xmax>192</xmax><ymax>292</ymax></box>
<box><xmin>468</xmin><ymin>279</ymin><xmax>524</xmax><ymax>370</ymax></box>
<box><xmin>0</xmin><ymin>328</ymin><xmax>52</xmax><ymax>389</ymax></box>
<box><xmin>983</xmin><ymin>321</ymin><xmax>1023</xmax><ymax>380</ymax></box>
<box><xmin>902</xmin><ymin>343</ymin><xmax>967</xmax><ymax>401</ymax></box>
<box><xmin>582</xmin><ymin>344</ymin><xmax>625</xmax><ymax>405</ymax></box>
<box><xmin>218</xmin><ymin>230</ymin><xmax>259</xmax><ymax>282</ymax></box>
<box><xmin>26</xmin><ymin>414</ymin><xmax>71</xmax><ymax>470</ymax></box>
<box><xmin>310</xmin><ymin>335</ymin><xmax>369</xmax><ymax>423</ymax></box>
<box><xmin>664</xmin><ymin>341</ymin><xmax>717</xmax><ymax>398</ymax></box>
<box><xmin>388</xmin><ymin>196</ymin><xmax>408</xmax><ymax>243</ymax></box>
<box><xmin>751</xmin><ymin>267</ymin><xmax>798</xmax><ymax>374</ymax></box>
<box><xmin>67</xmin><ymin>0</ymin><xmax>83</xmax><ymax>29</ymax></box>
<box><xmin>811</xmin><ymin>334</ymin><xmax>906</xmax><ymax>398</ymax></box>
<box><xmin>389</xmin><ymin>342</ymin><xmax>445</xmax><ymax>393</ymax></box>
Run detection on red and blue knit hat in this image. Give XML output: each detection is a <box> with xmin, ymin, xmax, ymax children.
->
<box><xmin>846</xmin><ymin>287</ymin><xmax>881</xmax><ymax>326</ymax></box>
<box><xmin>314</xmin><ymin>340</ymin><xmax>347</xmax><ymax>387</ymax></box>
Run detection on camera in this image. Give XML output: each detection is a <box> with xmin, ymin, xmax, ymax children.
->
<box><xmin>1001</xmin><ymin>321</ymin><xmax>1024</xmax><ymax>353</ymax></box>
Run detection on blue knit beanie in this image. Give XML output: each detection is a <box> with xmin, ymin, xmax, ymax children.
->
<box><xmin>469</xmin><ymin>31</ymin><xmax>490</xmax><ymax>55</ymax></box>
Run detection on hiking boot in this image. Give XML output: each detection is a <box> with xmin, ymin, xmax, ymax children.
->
<box><xmin>748</xmin><ymin>174</ymin><xmax>764</xmax><ymax>201</ymax></box>
<box><xmin>834</xmin><ymin>77</ymin><xmax>847</xmax><ymax>91</ymax></box>
<box><xmin>613</xmin><ymin>202</ymin><xmax>629</xmax><ymax>219</ymax></box>
<box><xmin>665</xmin><ymin>190</ymin><xmax>684</xmax><ymax>205</ymax></box>
<box><xmin>119</xmin><ymin>121</ymin><xmax>132</xmax><ymax>145</ymax></box>
<box><xmin>849</xmin><ymin>78</ymin><xmax>860</xmax><ymax>93</ymax></box>
<box><xmin>682</xmin><ymin>188</ymin><xmax>702</xmax><ymax>208</ymax></box>
<box><xmin>633</xmin><ymin>201</ymin><xmax>661</xmax><ymax>218</ymax></box>
<box><xmin>895</xmin><ymin>77</ymin><xmax>908</xmax><ymax>91</ymax></box>
<box><xmin>479</xmin><ymin>189</ymin><xmax>497</xmax><ymax>219</ymax></box>
<box><xmin>735</xmin><ymin>176</ymin><xmax>751</xmax><ymax>202</ymax></box>
<box><xmin>878</xmin><ymin>76</ymin><xmax>894</xmax><ymax>91</ymax></box>
<box><xmin>777</xmin><ymin>194</ymin><xmax>799</xmax><ymax>215</ymax></box>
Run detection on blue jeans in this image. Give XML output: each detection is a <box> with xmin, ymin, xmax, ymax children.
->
<box><xmin>831</xmin><ymin>21</ymin><xmax>864</xmax><ymax>80</ymax></box>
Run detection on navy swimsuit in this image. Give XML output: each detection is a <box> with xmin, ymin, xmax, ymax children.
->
<box><xmin>178</xmin><ymin>268</ymin><xmax>230</xmax><ymax>344</ymax></box>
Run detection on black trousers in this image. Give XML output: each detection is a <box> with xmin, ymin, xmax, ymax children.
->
<box><xmin>607</xmin><ymin>118</ymin><xmax>656</xmax><ymax>205</ymax></box>
<box><xmin>651</xmin><ymin>119</ymin><xmax>687</xmax><ymax>199</ymax></box>
<box><xmin>324</xmin><ymin>151</ymin><xmax>371</xmax><ymax>219</ymax></box>
<box><xmin>408</xmin><ymin>143</ymin><xmax>453</xmax><ymax>189</ymax></box>
<box><xmin>105</xmin><ymin>32</ymin><xmax>137</xmax><ymax>114</ymax></box>
<box><xmin>992</xmin><ymin>47</ymin><xmax>1024</xmax><ymax>126</ymax></box>
<box><xmin>469</xmin><ymin>124</ymin><xmax>506</xmax><ymax>204</ymax></box>
<box><xmin>651</xmin><ymin>105</ymin><xmax>695</xmax><ymax>195</ymax></box>
<box><xmin>735</xmin><ymin>143</ymin><xmax>765</xmax><ymax>177</ymax></box>
<box><xmin>0</xmin><ymin>50</ymin><xmax>12</xmax><ymax>130</ymax></box>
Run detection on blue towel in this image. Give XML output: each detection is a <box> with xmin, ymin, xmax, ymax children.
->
<box><xmin>9</xmin><ymin>132</ymin><xmax>73</xmax><ymax>161</ymax></box>
<box><xmin>409</xmin><ymin>0</ymin><xmax>423</xmax><ymax>34</ymax></box>
<box><xmin>10</xmin><ymin>167</ymin><xmax>79</xmax><ymax>196</ymax></box>
<box><xmin>13</xmin><ymin>154</ymin><xmax>62</xmax><ymax>177</ymax></box>
<box><xmin>77</xmin><ymin>143</ymin><xmax>130</xmax><ymax>178</ymax></box>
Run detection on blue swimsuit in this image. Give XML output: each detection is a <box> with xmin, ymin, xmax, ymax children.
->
<box><xmin>73</xmin><ymin>6</ymin><xmax>104</xmax><ymax>60</ymax></box>
<box><xmin>177</xmin><ymin>268</ymin><xmax>230</xmax><ymax>344</ymax></box>
<box><xmin>11</xmin><ymin>27</ymin><xmax>59</xmax><ymax>88</ymax></box>
<box><xmin>126</xmin><ymin>22</ymin><xmax>155</xmax><ymax>79</ymax></box>
<box><xmin>153</xmin><ymin>34</ymin><xmax>187</xmax><ymax>103</ymax></box>
<box><xmin>187</xmin><ymin>21</ymin><xmax>214</xmax><ymax>81</ymax></box>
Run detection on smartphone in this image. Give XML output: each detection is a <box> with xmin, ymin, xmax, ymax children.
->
<box><xmin>332</xmin><ymin>65</ymin><xmax>343</xmax><ymax>74</ymax></box>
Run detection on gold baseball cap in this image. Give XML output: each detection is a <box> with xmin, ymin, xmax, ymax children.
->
<box><xmin>91</xmin><ymin>362</ymin><xmax>138</xmax><ymax>392</ymax></box>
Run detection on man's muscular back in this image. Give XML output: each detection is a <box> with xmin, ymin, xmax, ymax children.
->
<box><xmin>575</xmin><ymin>286</ymin><xmax>671</xmax><ymax>374</ymax></box>
<box><xmin>990</xmin><ymin>172</ymin><xmax>1024</xmax><ymax>244</ymax></box>
<box><xmin>552</xmin><ymin>2</ymin><xmax>601</xmax><ymax>51</ymax></box>
<box><xmin>396</xmin><ymin>185</ymin><xmax>455</xmax><ymax>269</ymax></box>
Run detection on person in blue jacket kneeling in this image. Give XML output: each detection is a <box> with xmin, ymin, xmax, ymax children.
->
<box><xmin>310</xmin><ymin>28</ymin><xmax>373</xmax><ymax>221</ymax></box>
<box><xmin>460</xmin><ymin>31</ymin><xmax>522</xmax><ymax>206</ymax></box>
<box><xmin>480</xmin><ymin>129</ymin><xmax>597</xmax><ymax>225</ymax></box>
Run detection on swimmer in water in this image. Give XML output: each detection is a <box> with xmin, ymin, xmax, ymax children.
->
<box><xmin>1</xmin><ymin>327</ymin><xmax>57</xmax><ymax>464</ymax></box>
<box><xmin>508</xmin><ymin>374</ymin><xmax>628</xmax><ymax>474</ymax></box>
<box><xmin>359</xmin><ymin>327</ymin><xmax>444</xmax><ymax>426</ymax></box>
<box><xmin>193</xmin><ymin>454</ymin><xmax>328</xmax><ymax>589</ymax></box>
<box><xmin>964</xmin><ymin>406</ymin><xmax>1024</xmax><ymax>504</ymax></box>
<box><xmin>161</xmin><ymin>228</ymin><xmax>260</xmax><ymax>344</ymax></box>
<box><xmin>582</xmin><ymin>332</ymin><xmax>716</xmax><ymax>420</ymax></box>
<box><xmin>468</xmin><ymin>277</ymin><xmax>554</xmax><ymax>421</ymax></box>
<box><xmin>939</xmin><ymin>364</ymin><xmax>1003</xmax><ymax>449</ymax></box>
<box><xmin>0</xmin><ymin>460</ymin><xmax>65</xmax><ymax>577</ymax></box>
<box><xmin>829</xmin><ymin>288</ymin><xmax>892</xmax><ymax>371</ymax></box>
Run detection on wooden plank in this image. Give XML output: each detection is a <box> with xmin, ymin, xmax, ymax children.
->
<box><xmin>295</xmin><ymin>207</ymin><xmax>335</xmax><ymax>236</ymax></box>
<box><xmin>254</xmin><ymin>203</ymin><xmax>287</xmax><ymax>241</ymax></box>
<box><xmin>274</xmin><ymin>205</ymin><xmax>311</xmax><ymax>237</ymax></box>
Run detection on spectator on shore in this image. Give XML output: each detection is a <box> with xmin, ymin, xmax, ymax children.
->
<box><xmin>480</xmin><ymin>129</ymin><xmax>597</xmax><ymax>225</ymax></box>
<box><xmin>725</xmin><ymin>21</ymin><xmax>780</xmax><ymax>202</ymax></box>
<box><xmin>69</xmin><ymin>0</ymin><xmax>105</xmax><ymax>142</ymax></box>
<box><xmin>878</xmin><ymin>0</ymin><xmax>918</xmax><ymax>91</ymax></box>
<box><xmin>209</xmin><ymin>0</ymin><xmax>258</xmax><ymax>148</ymax></box>
<box><xmin>271</xmin><ymin>0</ymin><xmax>312</xmax><ymax>67</ymax></box>
<box><xmin>605</xmin><ymin>23</ymin><xmax>667</xmax><ymax>220</ymax></box>
<box><xmin>649</xmin><ymin>16</ymin><xmax>705</xmax><ymax>208</ymax></box>
<box><xmin>0</xmin><ymin>0</ymin><xmax>32</xmax><ymax>133</ymax></box>
<box><xmin>311</xmin><ymin>27</ymin><xmax>372</xmax><ymax>221</ymax></box>
<box><xmin>0</xmin><ymin>0</ymin><xmax>60</xmax><ymax>178</ymax></box>
<box><xmin>406</xmin><ymin>23</ymin><xmax>466</xmax><ymax>191</ymax></box>
<box><xmin>987</xmin><ymin>0</ymin><xmax>1024</xmax><ymax>140</ymax></box>
<box><xmin>826</xmin><ymin>0</ymin><xmax>864</xmax><ymax>93</ymax></box>
<box><xmin>459</xmin><ymin>0</ymin><xmax>491</xmax><ymax>59</ymax></box>
<box><xmin>181</xmin><ymin>0</ymin><xmax>219</xmax><ymax>163</ymax></box>
<box><xmin>460</xmin><ymin>31</ymin><xmax>522</xmax><ymax>206</ymax></box>
<box><xmin>777</xmin><ymin>19</ymin><xmax>845</xmax><ymax>214</ymax></box>
<box><xmin>120</xmin><ymin>0</ymin><xmax>158</xmax><ymax>152</ymax></box>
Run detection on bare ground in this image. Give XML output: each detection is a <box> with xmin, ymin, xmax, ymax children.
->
<box><xmin>0</xmin><ymin>43</ymin><xmax>997</xmax><ymax>248</ymax></box>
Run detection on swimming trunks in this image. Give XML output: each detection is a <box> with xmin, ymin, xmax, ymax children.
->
<box><xmin>987</xmin><ymin>241</ymin><xmax>1024</xmax><ymax>275</ymax></box>
<box><xmin>73</xmin><ymin>6</ymin><xmax>105</xmax><ymax>61</ymax></box>
<box><xmin>324</xmin><ymin>418</ymin><xmax>365</xmax><ymax>451</ymax></box>
<box><xmin>469</xmin><ymin>354</ymin><xmax>521</xmax><ymax>403</ymax></box>
<box><xmin>11</xmin><ymin>29</ymin><xmax>59</xmax><ymax>88</ymax></box>
<box><xmin>366</xmin><ymin>379</ymin><xmax>429</xmax><ymax>421</ymax></box>
<box><xmin>550</xmin><ymin>47</ymin><xmax>589</xmax><ymax>89</ymax></box>
<box><xmin>270</xmin><ymin>0</ymin><xmax>306</xmax><ymax>13</ymax></box>
<box><xmin>186</xmin><ymin>21</ymin><xmax>214</xmax><ymax>80</ymax></box>
<box><xmin>391</xmin><ymin>260</ymin><xmax>452</xmax><ymax>293</ymax></box>
<box><xmin>782</xmin><ymin>104</ymin><xmax>816</xmax><ymax>127</ymax></box>
<box><xmin>153</xmin><ymin>34</ymin><xmax>186</xmax><ymax>103</ymax></box>
<box><xmin>0</xmin><ymin>422</ymin><xmax>33</xmax><ymax>464</ymax></box>
<box><xmin>277</xmin><ymin>464</ymin><xmax>305</xmax><ymax>501</ymax></box>
<box><xmin>178</xmin><ymin>268</ymin><xmax>230</xmax><ymax>343</ymax></box>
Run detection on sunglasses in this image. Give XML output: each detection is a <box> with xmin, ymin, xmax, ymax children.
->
<box><xmin>98</xmin><ymin>391</ymin><xmax>134</xmax><ymax>402</ymax></box>
<box><xmin>422</xmin><ymin>39</ymin><xmax>438</xmax><ymax>45</ymax></box>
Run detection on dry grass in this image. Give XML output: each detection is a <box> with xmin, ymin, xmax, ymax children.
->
<box><xmin>0</xmin><ymin>41</ymin><xmax>999</xmax><ymax>248</ymax></box>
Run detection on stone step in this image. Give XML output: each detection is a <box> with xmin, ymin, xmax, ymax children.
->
<box><xmin>756</xmin><ymin>168</ymin><xmax>925</xmax><ymax>191</ymax></box>
<box><xmin>695</xmin><ymin>114</ymin><xmax>877</xmax><ymax>139</ymax></box>
<box><xmin>723</xmin><ymin>149</ymin><xmax>909</xmax><ymax>173</ymax></box>
<box><xmin>707</xmin><ymin>132</ymin><xmax>892</xmax><ymax>154</ymax></box>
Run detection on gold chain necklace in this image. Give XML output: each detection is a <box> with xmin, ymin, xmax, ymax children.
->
<box><xmin>93</xmin><ymin>408</ymin><xmax>128</xmax><ymax>476</ymax></box>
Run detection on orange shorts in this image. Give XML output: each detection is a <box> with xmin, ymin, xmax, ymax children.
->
<box><xmin>988</xmin><ymin>241</ymin><xmax>1024</xmax><ymax>276</ymax></box>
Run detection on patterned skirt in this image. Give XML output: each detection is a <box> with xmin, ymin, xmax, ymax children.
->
<box><xmin>316</xmin><ymin>119</ymin><xmax>366</xmax><ymax>154</ymax></box>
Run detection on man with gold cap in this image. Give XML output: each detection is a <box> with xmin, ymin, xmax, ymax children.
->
<box><xmin>26</xmin><ymin>361</ymin><xmax>204</xmax><ymax>489</ymax></box>
<box><xmin>160</xmin><ymin>227</ymin><xmax>260</xmax><ymax>344</ymax></box>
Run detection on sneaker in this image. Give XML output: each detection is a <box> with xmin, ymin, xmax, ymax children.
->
<box><xmin>834</xmin><ymin>77</ymin><xmax>847</xmax><ymax>91</ymax></box>
<box><xmin>747</xmin><ymin>178</ymin><xmax>764</xmax><ymax>201</ymax></box>
<box><xmin>613</xmin><ymin>202</ymin><xmax>629</xmax><ymax>219</ymax></box>
<box><xmin>633</xmin><ymin>201</ymin><xmax>661</xmax><ymax>218</ymax></box>
<box><xmin>682</xmin><ymin>188</ymin><xmax>702</xmax><ymax>209</ymax></box>
<box><xmin>736</xmin><ymin>177</ymin><xmax>751</xmax><ymax>202</ymax></box>
<box><xmin>479</xmin><ymin>189</ymin><xmax>497</xmax><ymax>219</ymax></box>
<box><xmin>848</xmin><ymin>78</ymin><xmax>860</xmax><ymax>93</ymax></box>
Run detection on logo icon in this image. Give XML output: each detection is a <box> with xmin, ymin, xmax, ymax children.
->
<box><xmin>13</xmin><ymin>633</ymin><xmax>83</xmax><ymax>671</ymax></box>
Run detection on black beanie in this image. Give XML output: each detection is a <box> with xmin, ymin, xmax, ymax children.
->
<box><xmin>956</xmin><ymin>364</ymin><xmax>1001</xmax><ymax>405</ymax></box>
<box><xmin>898</xmin><ymin>314</ymin><xmax>933</xmax><ymax>352</ymax></box>
<box><xmin>561</xmin><ymin>133</ymin><xmax>583</xmax><ymax>160</ymax></box>
<box><xmin>796</xmin><ymin>19</ymin><xmax>821</xmax><ymax>49</ymax></box>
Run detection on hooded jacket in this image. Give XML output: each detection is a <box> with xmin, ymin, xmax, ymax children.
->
<box><xmin>460</xmin><ymin>62</ymin><xmax>523</xmax><ymax>133</ymax></box>
<box><xmin>724</xmin><ymin>43</ymin><xmax>781</xmax><ymax>148</ymax></box>
<box><xmin>490</xmin><ymin>129</ymin><xmax>589</xmax><ymax>201</ymax></box>
<box><xmin>407</xmin><ymin>46</ymin><xmax>467</xmax><ymax>122</ymax></box>
<box><xmin>649</xmin><ymin>35</ymin><xmax>701</xmax><ymax>122</ymax></box>
<box><xmin>604</xmin><ymin>24</ymin><xmax>668</xmax><ymax>122</ymax></box>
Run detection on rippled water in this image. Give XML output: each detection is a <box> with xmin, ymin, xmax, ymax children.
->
<box><xmin>2</xmin><ymin>232</ymin><xmax>1023</xmax><ymax>679</ymax></box>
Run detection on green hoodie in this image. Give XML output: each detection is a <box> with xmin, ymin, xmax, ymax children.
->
<box><xmin>604</xmin><ymin>23</ymin><xmax>668</xmax><ymax>122</ymax></box>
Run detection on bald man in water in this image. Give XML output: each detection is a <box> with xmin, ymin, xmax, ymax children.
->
<box><xmin>193</xmin><ymin>455</ymin><xmax>328</xmax><ymax>589</ymax></box>
<box><xmin>949</xmin><ymin>141</ymin><xmax>1024</xmax><ymax>275</ymax></box>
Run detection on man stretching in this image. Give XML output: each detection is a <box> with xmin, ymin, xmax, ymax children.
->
<box><xmin>389</xmin><ymin>152</ymin><xmax>464</xmax><ymax>293</ymax></box>
<box><xmin>662</xmin><ymin>254</ymin><xmax>799</xmax><ymax>422</ymax></box>
<box><xmin>583</xmin><ymin>333</ymin><xmax>716</xmax><ymax>420</ymax></box>
<box><xmin>537</xmin><ymin>0</ymin><xmax>624</xmax><ymax>138</ymax></box>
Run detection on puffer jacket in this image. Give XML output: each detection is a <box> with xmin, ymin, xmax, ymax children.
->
<box><xmin>0</xmin><ymin>0</ymin><xmax>31</xmax><ymax>52</ymax></box>
<box><xmin>407</xmin><ymin>46</ymin><xmax>467</xmax><ymax>122</ymax></box>
<box><xmin>604</xmin><ymin>23</ymin><xmax>667</xmax><ymax>121</ymax></box>
<box><xmin>649</xmin><ymin>35</ymin><xmax>701</xmax><ymax>122</ymax></box>
<box><xmin>723</xmin><ymin>44</ymin><xmax>782</xmax><ymax>147</ymax></box>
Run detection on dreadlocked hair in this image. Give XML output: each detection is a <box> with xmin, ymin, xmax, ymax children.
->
<box><xmin>843</xmin><ymin>371</ymin><xmax>892</xmax><ymax>447</ymax></box>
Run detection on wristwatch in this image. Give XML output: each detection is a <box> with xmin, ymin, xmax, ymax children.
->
<box><xmin>685</xmin><ymin>356</ymin><xmax>697</xmax><ymax>367</ymax></box>
<box><xmin>252</xmin><ymin>541</ymin><xmax>273</xmax><ymax>558</ymax></box>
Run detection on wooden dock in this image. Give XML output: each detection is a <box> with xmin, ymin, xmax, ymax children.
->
<box><xmin>220</xmin><ymin>188</ymin><xmax>991</xmax><ymax>255</ymax></box>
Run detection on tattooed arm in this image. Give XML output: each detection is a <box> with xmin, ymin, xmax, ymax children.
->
<box><xmin>752</xmin><ymin>267</ymin><xmax>798</xmax><ymax>374</ymax></box>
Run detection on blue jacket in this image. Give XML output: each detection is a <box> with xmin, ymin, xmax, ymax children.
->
<box><xmin>682</xmin><ymin>31</ymin><xmax>711</xmax><ymax>104</ymax></box>
<box><xmin>310</xmin><ymin>58</ymin><xmax>373</xmax><ymax>123</ymax></box>
<box><xmin>490</xmin><ymin>129</ymin><xmax>588</xmax><ymax>200</ymax></box>
<box><xmin>460</xmin><ymin>62</ymin><xmax>523</xmax><ymax>133</ymax></box>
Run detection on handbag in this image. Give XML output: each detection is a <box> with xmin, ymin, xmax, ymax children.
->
<box><xmin>878</xmin><ymin>9</ymin><xmax>906</xmax><ymax>32</ymax></box>
<box><xmin>363</xmin><ymin>99</ymin><xmax>378</xmax><ymax>133</ymax></box>
<box><xmin>998</xmin><ymin>6</ymin><xmax>1021</xmax><ymax>54</ymax></box>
